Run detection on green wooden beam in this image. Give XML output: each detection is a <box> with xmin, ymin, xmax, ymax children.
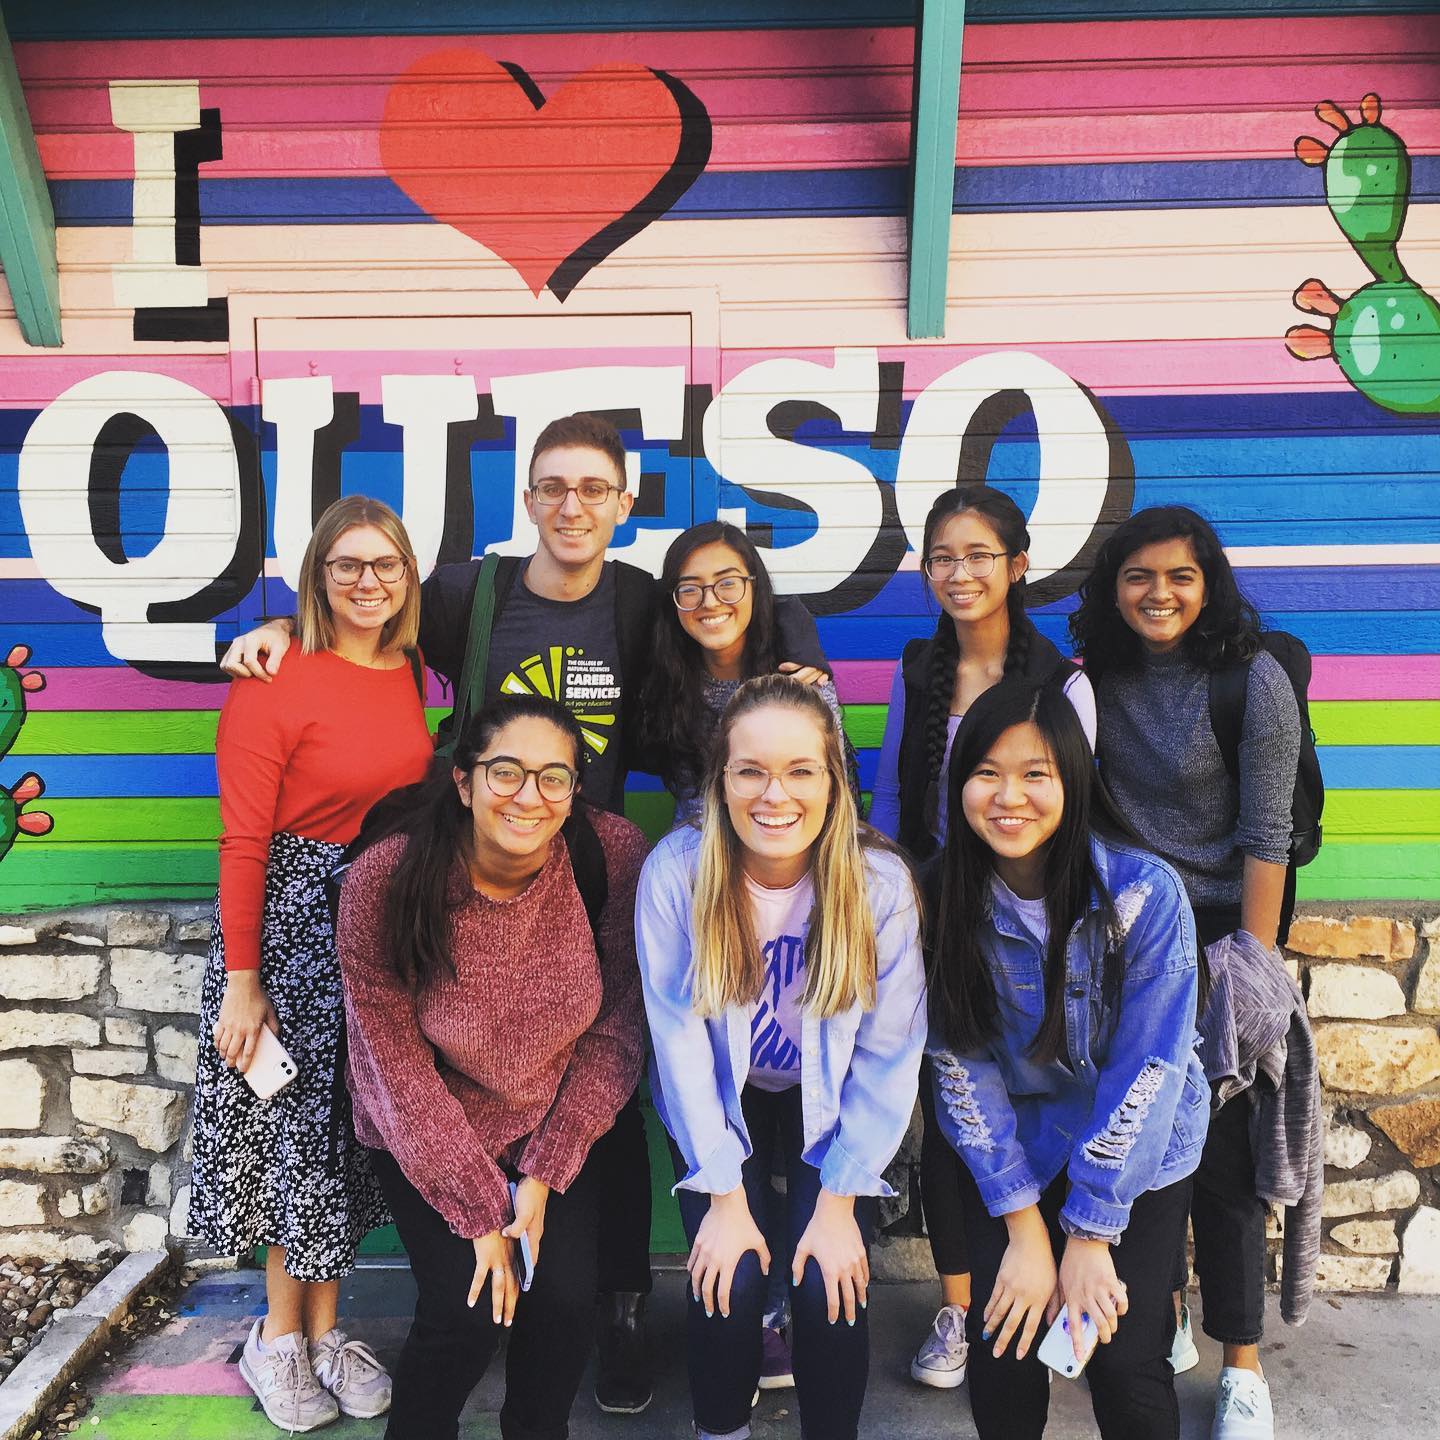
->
<box><xmin>0</xmin><ymin>10</ymin><xmax>60</xmax><ymax>346</ymax></box>
<box><xmin>906</xmin><ymin>0</ymin><xmax>966</xmax><ymax>340</ymax></box>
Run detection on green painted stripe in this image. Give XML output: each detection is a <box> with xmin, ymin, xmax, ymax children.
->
<box><xmin>1322</xmin><ymin>791</ymin><xmax>1438</xmax><ymax>838</ymax></box>
<box><xmin>90</xmin><ymin>1393</ymin><xmax>420</xmax><ymax>1440</ymax></box>
<box><xmin>1298</xmin><ymin>842</ymin><xmax>1440</xmax><ymax>901</ymax></box>
<box><xmin>624</xmin><ymin>790</ymin><xmax>677</xmax><ymax>844</ymax></box>
<box><xmin>13</xmin><ymin>700</ymin><xmax>1433</xmax><ymax>758</ymax></box>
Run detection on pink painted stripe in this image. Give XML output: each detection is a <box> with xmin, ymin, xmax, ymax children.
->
<box><xmin>721</xmin><ymin>341</ymin><xmax>1358</xmax><ymax>399</ymax></box>
<box><xmin>257</xmin><ymin>346</ymin><xmax>701</xmax><ymax>397</ymax></box>
<box><xmin>20</xmin><ymin>19</ymin><xmax>1440</xmax><ymax>176</ymax></box>
<box><xmin>833</xmin><ymin>656</ymin><xmax>1440</xmax><ymax>705</ymax></box>
<box><xmin>102</xmin><ymin>1360</ymin><xmax>250</xmax><ymax>1397</ymax></box>
<box><xmin>29</xmin><ymin>657</ymin><xmax>1440</xmax><ymax>716</ymax></box>
<box><xmin>0</xmin><ymin>355</ymin><xmax>232</xmax><ymax>407</ymax></box>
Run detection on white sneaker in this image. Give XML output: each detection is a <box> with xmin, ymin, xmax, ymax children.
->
<box><xmin>1170</xmin><ymin>1303</ymin><xmax>1200</xmax><ymax>1374</ymax></box>
<box><xmin>1211</xmin><ymin>1366</ymin><xmax>1274</xmax><ymax>1440</ymax></box>
<box><xmin>238</xmin><ymin>1320</ymin><xmax>338</xmax><ymax>1434</ymax></box>
<box><xmin>910</xmin><ymin>1303</ymin><xmax>968</xmax><ymax>1389</ymax></box>
<box><xmin>310</xmin><ymin>1327</ymin><xmax>392</xmax><ymax>1418</ymax></box>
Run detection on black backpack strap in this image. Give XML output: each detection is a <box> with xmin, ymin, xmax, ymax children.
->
<box><xmin>1208</xmin><ymin>660</ymin><xmax>1250</xmax><ymax>783</ymax></box>
<box><xmin>562</xmin><ymin>803</ymin><xmax>609</xmax><ymax>955</ymax></box>
<box><xmin>404</xmin><ymin>648</ymin><xmax>426</xmax><ymax>706</ymax></box>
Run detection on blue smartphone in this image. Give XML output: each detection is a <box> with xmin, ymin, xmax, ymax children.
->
<box><xmin>507</xmin><ymin>1181</ymin><xmax>535</xmax><ymax>1292</ymax></box>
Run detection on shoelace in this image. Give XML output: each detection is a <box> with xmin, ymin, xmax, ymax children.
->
<box><xmin>1218</xmin><ymin>1377</ymin><xmax>1258</xmax><ymax>1420</ymax></box>
<box><xmin>317</xmin><ymin>1335</ymin><xmax>383</xmax><ymax>1392</ymax></box>
<box><xmin>265</xmin><ymin>1346</ymin><xmax>321</xmax><ymax>1438</ymax></box>
<box><xmin>927</xmin><ymin>1307</ymin><xmax>967</xmax><ymax>1359</ymax></box>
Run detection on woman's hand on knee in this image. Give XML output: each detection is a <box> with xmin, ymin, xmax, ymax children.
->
<box><xmin>792</xmin><ymin>1189</ymin><xmax>868</xmax><ymax>1326</ymax></box>
<box><xmin>468</xmin><ymin>1230</ymin><xmax>519</xmax><ymax>1327</ymax></box>
<box><xmin>1058</xmin><ymin>1236</ymin><xmax>1127</xmax><ymax>1356</ymax></box>
<box><xmin>687</xmin><ymin>1186</ymin><xmax>769</xmax><ymax>1320</ymax></box>
<box><xmin>212</xmin><ymin>972</ymin><xmax>280</xmax><ymax>1072</ymax></box>
<box><xmin>503</xmin><ymin>1176</ymin><xmax>550</xmax><ymax>1270</ymax></box>
<box><xmin>985</xmin><ymin>1207</ymin><xmax>1057</xmax><ymax>1362</ymax></box>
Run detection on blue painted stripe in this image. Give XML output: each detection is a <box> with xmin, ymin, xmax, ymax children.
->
<box><xmin>4</xmin><ymin>610</ymin><xmax>1437</xmax><ymax>669</ymax></box>
<box><xmin>16</xmin><ymin>746</ymin><xmax>1432</xmax><ymax>799</ymax></box>
<box><xmin>46</xmin><ymin>158</ymin><xmax>1440</xmax><ymax>228</ymax></box>
<box><xmin>3</xmin><ymin>0</ymin><xmax>1422</xmax><ymax>41</ymax></box>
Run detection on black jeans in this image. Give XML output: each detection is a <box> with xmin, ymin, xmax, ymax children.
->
<box><xmin>963</xmin><ymin>1172</ymin><xmax>1190</xmax><ymax>1440</ymax></box>
<box><xmin>673</xmin><ymin>1085</ymin><xmax>877</xmax><ymax>1440</ymax></box>
<box><xmin>371</xmin><ymin>1146</ymin><xmax>600</xmax><ymax>1440</ymax></box>
<box><xmin>588</xmin><ymin>1085</ymin><xmax>653</xmax><ymax>1295</ymax></box>
<box><xmin>918</xmin><ymin>1056</ymin><xmax>974</xmax><ymax>1277</ymax></box>
<box><xmin>1176</xmin><ymin>903</ymin><xmax>1270</xmax><ymax>1346</ymax></box>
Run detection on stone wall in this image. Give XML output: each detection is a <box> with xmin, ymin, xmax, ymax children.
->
<box><xmin>0</xmin><ymin>906</ymin><xmax>208</xmax><ymax>1263</ymax></box>
<box><xmin>2</xmin><ymin>901</ymin><xmax>1438</xmax><ymax>1295</ymax></box>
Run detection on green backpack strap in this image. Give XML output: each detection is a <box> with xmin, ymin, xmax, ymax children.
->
<box><xmin>438</xmin><ymin>552</ymin><xmax>500</xmax><ymax>762</ymax></box>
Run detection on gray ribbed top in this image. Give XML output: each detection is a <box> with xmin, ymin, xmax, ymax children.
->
<box><xmin>1095</xmin><ymin>647</ymin><xmax>1301</xmax><ymax>908</ymax></box>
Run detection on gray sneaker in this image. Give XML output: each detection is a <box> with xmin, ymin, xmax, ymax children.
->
<box><xmin>239</xmin><ymin>1320</ymin><xmax>339</xmax><ymax>1434</ymax></box>
<box><xmin>910</xmin><ymin>1303</ymin><xmax>969</xmax><ymax>1389</ymax></box>
<box><xmin>310</xmin><ymin>1328</ymin><xmax>393</xmax><ymax>1419</ymax></box>
<box><xmin>1212</xmin><ymin>1367</ymin><xmax>1274</xmax><ymax>1440</ymax></box>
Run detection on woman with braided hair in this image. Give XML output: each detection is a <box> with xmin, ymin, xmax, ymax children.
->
<box><xmin>869</xmin><ymin>483</ymin><xmax>1095</xmax><ymax>1391</ymax></box>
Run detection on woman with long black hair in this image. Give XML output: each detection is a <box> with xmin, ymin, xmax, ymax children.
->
<box><xmin>1070</xmin><ymin>505</ymin><xmax>1304</xmax><ymax>1440</ymax></box>
<box><xmin>869</xmin><ymin>483</ymin><xmax>1095</xmax><ymax>1389</ymax></box>
<box><xmin>336</xmin><ymin>694</ymin><xmax>647</xmax><ymax>1440</ymax></box>
<box><xmin>928</xmin><ymin>677</ymin><xmax>1208</xmax><ymax>1440</ymax></box>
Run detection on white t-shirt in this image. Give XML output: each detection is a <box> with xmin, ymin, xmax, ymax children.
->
<box><xmin>745</xmin><ymin>870</ymin><xmax>814</xmax><ymax>1091</ymax></box>
<box><xmin>991</xmin><ymin>872</ymin><xmax>1050</xmax><ymax>952</ymax></box>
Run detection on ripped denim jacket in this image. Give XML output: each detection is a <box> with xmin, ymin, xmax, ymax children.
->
<box><xmin>929</xmin><ymin>836</ymin><xmax>1209</xmax><ymax>1242</ymax></box>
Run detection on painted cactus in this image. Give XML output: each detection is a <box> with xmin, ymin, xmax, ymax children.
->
<box><xmin>1</xmin><ymin>644</ymin><xmax>53</xmax><ymax>866</ymax></box>
<box><xmin>1286</xmin><ymin>94</ymin><xmax>1440</xmax><ymax>415</ymax></box>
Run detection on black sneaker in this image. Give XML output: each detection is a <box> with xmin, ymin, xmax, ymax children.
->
<box><xmin>594</xmin><ymin>1291</ymin><xmax>653</xmax><ymax>1415</ymax></box>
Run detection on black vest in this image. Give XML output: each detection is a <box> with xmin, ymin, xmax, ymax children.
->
<box><xmin>895</xmin><ymin>616</ymin><xmax>1076</xmax><ymax>860</ymax></box>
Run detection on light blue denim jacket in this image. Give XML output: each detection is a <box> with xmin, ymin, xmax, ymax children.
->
<box><xmin>929</xmin><ymin>835</ymin><xmax>1208</xmax><ymax>1241</ymax></box>
<box><xmin>636</xmin><ymin>825</ymin><xmax>927</xmax><ymax>1198</ymax></box>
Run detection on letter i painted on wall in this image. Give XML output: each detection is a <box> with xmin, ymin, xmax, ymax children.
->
<box><xmin>108</xmin><ymin>80</ymin><xmax>229</xmax><ymax>341</ymax></box>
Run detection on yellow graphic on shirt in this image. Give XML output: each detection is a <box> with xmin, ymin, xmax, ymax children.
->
<box><xmin>500</xmin><ymin>646</ymin><xmax>617</xmax><ymax>757</ymax></box>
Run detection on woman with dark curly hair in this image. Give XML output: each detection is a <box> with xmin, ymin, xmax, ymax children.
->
<box><xmin>1069</xmin><ymin>504</ymin><xmax>1301</xmax><ymax>1440</ymax></box>
<box><xmin>869</xmin><ymin>484</ymin><xmax>1095</xmax><ymax>1392</ymax></box>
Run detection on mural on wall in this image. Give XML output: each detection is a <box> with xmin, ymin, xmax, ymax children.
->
<box><xmin>1</xmin><ymin>13</ymin><xmax>1436</xmax><ymax>911</ymax></box>
<box><xmin>0</xmin><ymin>646</ymin><xmax>51</xmax><ymax>866</ymax></box>
<box><xmin>1287</xmin><ymin>94</ymin><xmax>1440</xmax><ymax>414</ymax></box>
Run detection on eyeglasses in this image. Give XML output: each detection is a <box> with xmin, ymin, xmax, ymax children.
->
<box><xmin>673</xmin><ymin>576</ymin><xmax>754</xmax><ymax>611</ymax></box>
<box><xmin>474</xmin><ymin>756</ymin><xmax>579</xmax><ymax>802</ymax></box>
<box><xmin>529</xmin><ymin>478</ymin><xmax>624</xmax><ymax>506</ymax></box>
<box><xmin>922</xmin><ymin>550</ymin><xmax>1013</xmax><ymax>580</ymax></box>
<box><xmin>724</xmin><ymin>763</ymin><xmax>830</xmax><ymax>801</ymax></box>
<box><xmin>324</xmin><ymin>555</ymin><xmax>409</xmax><ymax>585</ymax></box>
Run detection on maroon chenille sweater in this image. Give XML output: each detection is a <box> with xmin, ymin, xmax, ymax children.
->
<box><xmin>336</xmin><ymin>809</ymin><xmax>648</xmax><ymax>1239</ymax></box>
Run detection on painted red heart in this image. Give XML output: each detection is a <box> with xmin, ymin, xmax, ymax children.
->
<box><xmin>381</xmin><ymin>51</ymin><xmax>708</xmax><ymax>299</ymax></box>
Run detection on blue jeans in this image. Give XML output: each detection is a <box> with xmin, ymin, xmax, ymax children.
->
<box><xmin>673</xmin><ymin>1084</ymin><xmax>877</xmax><ymax>1440</ymax></box>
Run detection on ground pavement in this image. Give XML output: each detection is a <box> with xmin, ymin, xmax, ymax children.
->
<box><xmin>80</xmin><ymin>1264</ymin><xmax>1440</xmax><ymax>1438</ymax></box>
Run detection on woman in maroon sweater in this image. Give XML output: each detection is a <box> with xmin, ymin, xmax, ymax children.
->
<box><xmin>336</xmin><ymin>693</ymin><xmax>647</xmax><ymax>1440</ymax></box>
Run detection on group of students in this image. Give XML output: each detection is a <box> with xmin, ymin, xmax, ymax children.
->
<box><xmin>189</xmin><ymin>411</ymin><xmax>1311</xmax><ymax>1440</ymax></box>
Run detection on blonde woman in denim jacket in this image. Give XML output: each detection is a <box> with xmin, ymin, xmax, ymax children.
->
<box><xmin>928</xmin><ymin>678</ymin><xmax>1207</xmax><ymax>1440</ymax></box>
<box><xmin>636</xmin><ymin>675</ymin><xmax>926</xmax><ymax>1440</ymax></box>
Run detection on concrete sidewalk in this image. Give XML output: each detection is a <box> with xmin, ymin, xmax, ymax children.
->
<box><xmin>77</xmin><ymin>1264</ymin><xmax>1440</xmax><ymax>1438</ymax></box>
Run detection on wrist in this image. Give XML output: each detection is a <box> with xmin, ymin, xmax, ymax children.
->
<box><xmin>1003</xmin><ymin>1205</ymin><xmax>1048</xmax><ymax>1243</ymax></box>
<box><xmin>815</xmin><ymin>1188</ymin><xmax>856</xmax><ymax>1218</ymax></box>
<box><xmin>1064</xmin><ymin>1234</ymin><xmax>1111</xmax><ymax>1255</ymax></box>
<box><xmin>710</xmin><ymin>1185</ymin><xmax>750</xmax><ymax>1214</ymax></box>
<box><xmin>225</xmin><ymin>969</ymin><xmax>262</xmax><ymax>990</ymax></box>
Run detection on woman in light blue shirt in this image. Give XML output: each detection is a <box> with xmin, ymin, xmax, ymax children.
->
<box><xmin>636</xmin><ymin>673</ymin><xmax>926</xmax><ymax>1440</ymax></box>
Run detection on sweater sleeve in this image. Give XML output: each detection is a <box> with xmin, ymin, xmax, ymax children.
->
<box><xmin>337</xmin><ymin>840</ymin><xmax>513</xmax><ymax>1239</ymax></box>
<box><xmin>215</xmin><ymin>676</ymin><xmax>294</xmax><ymax>973</ymax></box>
<box><xmin>774</xmin><ymin>594</ymin><xmax>829</xmax><ymax>673</ymax></box>
<box><xmin>867</xmin><ymin>660</ymin><xmax>906</xmax><ymax>838</ymax></box>
<box><xmin>518</xmin><ymin>816</ymin><xmax>648</xmax><ymax>1191</ymax></box>
<box><xmin>1235</xmin><ymin>651</ymin><xmax>1301</xmax><ymax>866</ymax></box>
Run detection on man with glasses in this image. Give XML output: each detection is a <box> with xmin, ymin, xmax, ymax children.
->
<box><xmin>221</xmin><ymin>411</ymin><xmax>828</xmax><ymax>1417</ymax></box>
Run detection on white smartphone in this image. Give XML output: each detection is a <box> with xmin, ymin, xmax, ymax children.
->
<box><xmin>241</xmin><ymin>1025</ymin><xmax>298</xmax><ymax>1100</ymax></box>
<box><xmin>1037</xmin><ymin>1307</ymin><xmax>1099</xmax><ymax>1379</ymax></box>
<box><xmin>508</xmin><ymin>1181</ymin><xmax>535</xmax><ymax>1292</ymax></box>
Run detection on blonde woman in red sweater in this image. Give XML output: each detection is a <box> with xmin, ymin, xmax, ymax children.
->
<box><xmin>189</xmin><ymin>496</ymin><xmax>433</xmax><ymax>1432</ymax></box>
<box><xmin>336</xmin><ymin>694</ymin><xmax>647</xmax><ymax>1440</ymax></box>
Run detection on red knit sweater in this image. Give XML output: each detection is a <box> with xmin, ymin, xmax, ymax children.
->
<box><xmin>336</xmin><ymin>809</ymin><xmax>649</xmax><ymax>1240</ymax></box>
<box><xmin>216</xmin><ymin>648</ymin><xmax>433</xmax><ymax>972</ymax></box>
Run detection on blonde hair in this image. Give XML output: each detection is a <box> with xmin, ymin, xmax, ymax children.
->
<box><xmin>690</xmin><ymin>673</ymin><xmax>899</xmax><ymax>1020</ymax></box>
<box><xmin>296</xmin><ymin>496</ymin><xmax>420</xmax><ymax>655</ymax></box>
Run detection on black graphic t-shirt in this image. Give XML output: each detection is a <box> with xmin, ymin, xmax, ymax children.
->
<box><xmin>484</xmin><ymin>563</ymin><xmax>624</xmax><ymax>806</ymax></box>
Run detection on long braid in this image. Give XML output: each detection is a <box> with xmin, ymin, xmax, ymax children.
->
<box><xmin>920</xmin><ymin>619</ymin><xmax>959</xmax><ymax>836</ymax></box>
<box><xmin>1001</xmin><ymin>579</ymin><xmax>1032</xmax><ymax>677</ymax></box>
